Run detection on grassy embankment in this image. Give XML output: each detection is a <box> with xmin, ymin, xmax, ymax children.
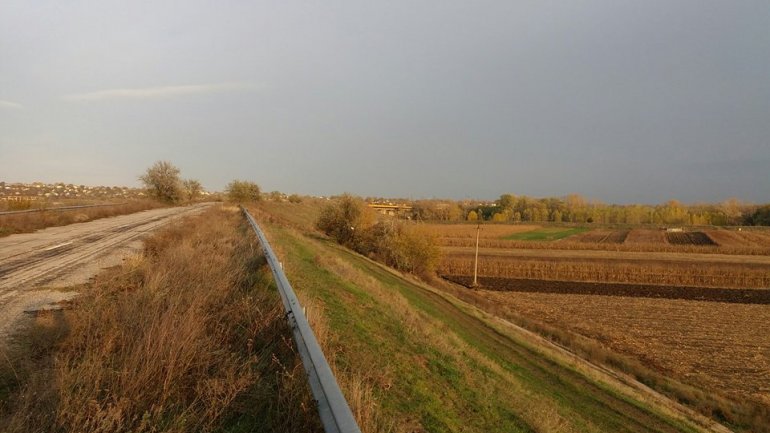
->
<box><xmin>0</xmin><ymin>206</ymin><xmax>322</xmax><ymax>432</ymax></box>
<box><xmin>249</xmin><ymin>201</ymin><xmax>718</xmax><ymax>433</ymax></box>
<box><xmin>0</xmin><ymin>200</ymin><xmax>165</xmax><ymax>237</ymax></box>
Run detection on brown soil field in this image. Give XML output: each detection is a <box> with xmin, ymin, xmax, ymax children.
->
<box><xmin>437</xmin><ymin>233</ymin><xmax>770</xmax><ymax>256</ymax></box>
<box><xmin>738</xmin><ymin>231</ymin><xmax>770</xmax><ymax>245</ymax></box>
<box><xmin>444</xmin><ymin>275</ymin><xmax>770</xmax><ymax>304</ymax></box>
<box><xmin>570</xmin><ymin>229</ymin><xmax>630</xmax><ymax>244</ymax></box>
<box><xmin>665</xmin><ymin>232</ymin><xmax>716</xmax><ymax>246</ymax></box>
<box><xmin>442</xmin><ymin>246</ymin><xmax>770</xmax><ymax>266</ymax></box>
<box><xmin>471</xmin><ymin>289</ymin><xmax>770</xmax><ymax>407</ymax></box>
<box><xmin>440</xmin><ymin>251</ymin><xmax>770</xmax><ymax>289</ymax></box>
<box><xmin>626</xmin><ymin>229</ymin><xmax>667</xmax><ymax>243</ymax></box>
<box><xmin>419</xmin><ymin>223</ymin><xmax>539</xmax><ymax>239</ymax></box>
<box><xmin>704</xmin><ymin>229</ymin><xmax>758</xmax><ymax>247</ymax></box>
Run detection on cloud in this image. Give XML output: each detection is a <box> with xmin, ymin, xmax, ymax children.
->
<box><xmin>0</xmin><ymin>100</ymin><xmax>23</xmax><ymax>110</ymax></box>
<box><xmin>62</xmin><ymin>82</ymin><xmax>252</xmax><ymax>102</ymax></box>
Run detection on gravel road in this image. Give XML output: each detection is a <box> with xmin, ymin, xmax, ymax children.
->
<box><xmin>0</xmin><ymin>203</ymin><xmax>212</xmax><ymax>342</ymax></box>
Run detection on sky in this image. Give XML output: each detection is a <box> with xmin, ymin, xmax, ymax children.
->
<box><xmin>1</xmin><ymin>1</ymin><xmax>769</xmax><ymax>204</ymax></box>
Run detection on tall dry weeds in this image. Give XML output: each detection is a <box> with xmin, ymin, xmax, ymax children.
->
<box><xmin>0</xmin><ymin>200</ymin><xmax>165</xmax><ymax>237</ymax></box>
<box><xmin>0</xmin><ymin>206</ymin><xmax>322</xmax><ymax>433</ymax></box>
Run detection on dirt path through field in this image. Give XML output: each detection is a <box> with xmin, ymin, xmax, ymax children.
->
<box><xmin>0</xmin><ymin>203</ymin><xmax>213</xmax><ymax>343</ymax></box>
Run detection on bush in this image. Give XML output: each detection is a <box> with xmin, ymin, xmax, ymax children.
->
<box><xmin>317</xmin><ymin>196</ymin><xmax>441</xmax><ymax>276</ymax></box>
<box><xmin>225</xmin><ymin>180</ymin><xmax>261</xmax><ymax>203</ymax></box>
<box><xmin>316</xmin><ymin>194</ymin><xmax>374</xmax><ymax>246</ymax></box>
<box><xmin>182</xmin><ymin>179</ymin><xmax>203</xmax><ymax>201</ymax></box>
<box><xmin>357</xmin><ymin>221</ymin><xmax>441</xmax><ymax>276</ymax></box>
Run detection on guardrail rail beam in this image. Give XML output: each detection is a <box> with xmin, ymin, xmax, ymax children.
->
<box><xmin>241</xmin><ymin>206</ymin><xmax>362</xmax><ymax>433</ymax></box>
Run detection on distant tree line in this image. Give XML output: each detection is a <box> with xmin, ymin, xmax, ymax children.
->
<box><xmin>400</xmin><ymin>194</ymin><xmax>769</xmax><ymax>226</ymax></box>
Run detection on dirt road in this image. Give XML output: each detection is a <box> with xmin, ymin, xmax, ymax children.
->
<box><xmin>0</xmin><ymin>203</ymin><xmax>212</xmax><ymax>341</ymax></box>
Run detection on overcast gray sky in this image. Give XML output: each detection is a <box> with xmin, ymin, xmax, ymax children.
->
<box><xmin>1</xmin><ymin>1</ymin><xmax>768</xmax><ymax>203</ymax></box>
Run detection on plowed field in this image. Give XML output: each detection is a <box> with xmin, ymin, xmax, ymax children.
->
<box><xmin>626</xmin><ymin>229</ymin><xmax>667</xmax><ymax>243</ymax></box>
<box><xmin>571</xmin><ymin>229</ymin><xmax>630</xmax><ymax>244</ymax></box>
<box><xmin>665</xmin><ymin>232</ymin><xmax>716</xmax><ymax>245</ymax></box>
<box><xmin>443</xmin><ymin>275</ymin><xmax>770</xmax><ymax>304</ymax></box>
<box><xmin>474</xmin><ymin>289</ymin><xmax>770</xmax><ymax>406</ymax></box>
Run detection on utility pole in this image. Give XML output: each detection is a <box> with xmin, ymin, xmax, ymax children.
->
<box><xmin>472</xmin><ymin>210</ymin><xmax>481</xmax><ymax>288</ymax></box>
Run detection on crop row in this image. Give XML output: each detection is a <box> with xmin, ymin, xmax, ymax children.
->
<box><xmin>665</xmin><ymin>232</ymin><xmax>716</xmax><ymax>245</ymax></box>
<box><xmin>436</xmin><ymin>237</ymin><xmax>770</xmax><ymax>256</ymax></box>
<box><xmin>439</xmin><ymin>256</ymin><xmax>770</xmax><ymax>289</ymax></box>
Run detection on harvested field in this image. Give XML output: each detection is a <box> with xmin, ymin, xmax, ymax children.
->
<box><xmin>440</xmin><ymin>254</ymin><xmax>770</xmax><ymax>288</ymax></box>
<box><xmin>419</xmin><ymin>223</ymin><xmax>539</xmax><ymax>239</ymax></box>
<box><xmin>474</xmin><ymin>290</ymin><xmax>770</xmax><ymax>408</ymax></box>
<box><xmin>437</xmin><ymin>237</ymin><xmax>770</xmax><ymax>255</ymax></box>
<box><xmin>665</xmin><ymin>232</ymin><xmax>716</xmax><ymax>246</ymax></box>
<box><xmin>444</xmin><ymin>275</ymin><xmax>770</xmax><ymax>304</ymax></box>
<box><xmin>626</xmin><ymin>229</ymin><xmax>667</xmax><ymax>243</ymax></box>
<box><xmin>503</xmin><ymin>227</ymin><xmax>588</xmax><ymax>241</ymax></box>
<box><xmin>571</xmin><ymin>229</ymin><xmax>630</xmax><ymax>244</ymax></box>
<box><xmin>737</xmin><ymin>230</ymin><xmax>770</xmax><ymax>245</ymax></box>
<box><xmin>704</xmin><ymin>229</ymin><xmax>758</xmax><ymax>247</ymax></box>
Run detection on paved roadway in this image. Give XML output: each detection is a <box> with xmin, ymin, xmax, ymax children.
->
<box><xmin>0</xmin><ymin>203</ymin><xmax>213</xmax><ymax>341</ymax></box>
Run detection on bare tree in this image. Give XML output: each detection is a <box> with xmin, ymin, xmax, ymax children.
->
<box><xmin>140</xmin><ymin>161</ymin><xmax>183</xmax><ymax>204</ymax></box>
<box><xmin>183</xmin><ymin>179</ymin><xmax>203</xmax><ymax>202</ymax></box>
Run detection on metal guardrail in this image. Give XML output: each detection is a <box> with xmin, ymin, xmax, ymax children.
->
<box><xmin>241</xmin><ymin>206</ymin><xmax>362</xmax><ymax>433</ymax></box>
<box><xmin>0</xmin><ymin>202</ymin><xmax>128</xmax><ymax>216</ymax></box>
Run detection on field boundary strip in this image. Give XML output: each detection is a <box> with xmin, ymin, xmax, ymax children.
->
<box><xmin>241</xmin><ymin>206</ymin><xmax>362</xmax><ymax>433</ymax></box>
<box><xmin>0</xmin><ymin>202</ymin><xmax>128</xmax><ymax>216</ymax></box>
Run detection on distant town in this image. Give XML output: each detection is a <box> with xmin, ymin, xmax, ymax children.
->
<box><xmin>0</xmin><ymin>181</ymin><xmax>148</xmax><ymax>202</ymax></box>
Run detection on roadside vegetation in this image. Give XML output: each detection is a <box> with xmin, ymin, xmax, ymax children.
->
<box><xmin>225</xmin><ymin>179</ymin><xmax>262</xmax><ymax>203</ymax></box>
<box><xmin>0</xmin><ymin>206</ymin><xmax>321</xmax><ymax>432</ymax></box>
<box><xmin>316</xmin><ymin>194</ymin><xmax>441</xmax><ymax>277</ymax></box>
<box><xmin>0</xmin><ymin>161</ymin><xmax>211</xmax><ymax>237</ymax></box>
<box><xmin>0</xmin><ymin>200</ymin><xmax>164</xmax><ymax>237</ymax></box>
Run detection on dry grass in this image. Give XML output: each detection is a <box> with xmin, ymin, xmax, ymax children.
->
<box><xmin>0</xmin><ymin>206</ymin><xmax>321</xmax><ymax>433</ymax></box>
<box><xmin>0</xmin><ymin>200</ymin><xmax>165</xmax><ymax>237</ymax></box>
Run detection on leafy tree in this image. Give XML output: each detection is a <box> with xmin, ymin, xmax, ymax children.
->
<box><xmin>497</xmin><ymin>194</ymin><xmax>515</xmax><ymax>211</ymax></box>
<box><xmin>226</xmin><ymin>180</ymin><xmax>261</xmax><ymax>203</ymax></box>
<box><xmin>467</xmin><ymin>210</ymin><xmax>478</xmax><ymax>221</ymax></box>
<box><xmin>288</xmin><ymin>194</ymin><xmax>302</xmax><ymax>203</ymax></box>
<box><xmin>182</xmin><ymin>179</ymin><xmax>203</xmax><ymax>202</ymax></box>
<box><xmin>140</xmin><ymin>161</ymin><xmax>183</xmax><ymax>204</ymax></box>
<box><xmin>751</xmin><ymin>205</ymin><xmax>770</xmax><ymax>226</ymax></box>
